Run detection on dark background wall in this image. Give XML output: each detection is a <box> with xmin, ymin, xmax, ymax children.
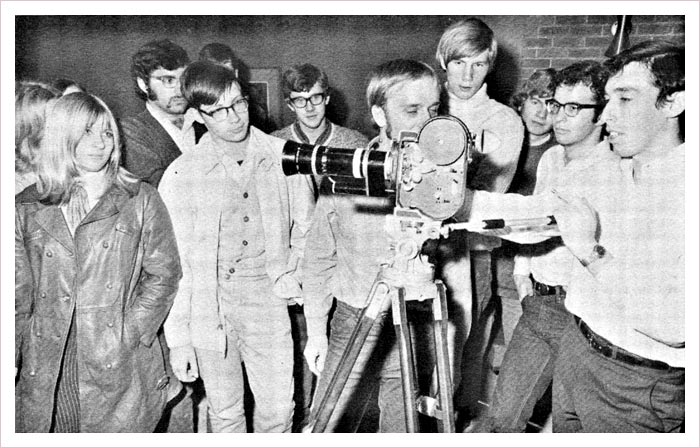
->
<box><xmin>16</xmin><ymin>15</ymin><xmax>685</xmax><ymax>138</ymax></box>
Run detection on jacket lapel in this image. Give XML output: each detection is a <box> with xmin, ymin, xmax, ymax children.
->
<box><xmin>33</xmin><ymin>207</ymin><xmax>74</xmax><ymax>251</ymax></box>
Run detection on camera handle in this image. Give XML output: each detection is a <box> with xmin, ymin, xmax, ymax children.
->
<box><xmin>308</xmin><ymin>208</ymin><xmax>455</xmax><ymax>433</ymax></box>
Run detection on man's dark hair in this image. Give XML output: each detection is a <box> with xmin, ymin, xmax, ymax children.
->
<box><xmin>181</xmin><ymin>60</ymin><xmax>241</xmax><ymax>110</ymax></box>
<box><xmin>510</xmin><ymin>68</ymin><xmax>557</xmax><ymax>111</ymax></box>
<box><xmin>555</xmin><ymin>60</ymin><xmax>609</xmax><ymax>121</ymax></box>
<box><xmin>131</xmin><ymin>39</ymin><xmax>190</xmax><ymax>101</ymax></box>
<box><xmin>605</xmin><ymin>40</ymin><xmax>684</xmax><ymax>108</ymax></box>
<box><xmin>199</xmin><ymin>43</ymin><xmax>242</xmax><ymax>72</ymax></box>
<box><xmin>281</xmin><ymin>64</ymin><xmax>329</xmax><ymax>98</ymax></box>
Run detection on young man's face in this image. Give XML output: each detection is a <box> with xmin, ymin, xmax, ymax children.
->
<box><xmin>382</xmin><ymin>77</ymin><xmax>440</xmax><ymax>139</ymax></box>
<box><xmin>141</xmin><ymin>66</ymin><xmax>188</xmax><ymax>116</ymax></box>
<box><xmin>601</xmin><ymin>62</ymin><xmax>674</xmax><ymax>158</ymax></box>
<box><xmin>445</xmin><ymin>50</ymin><xmax>490</xmax><ymax>101</ymax></box>
<box><xmin>197</xmin><ymin>83</ymin><xmax>250</xmax><ymax>143</ymax></box>
<box><xmin>287</xmin><ymin>82</ymin><xmax>329</xmax><ymax>132</ymax></box>
<box><xmin>520</xmin><ymin>95</ymin><xmax>553</xmax><ymax>138</ymax></box>
<box><xmin>552</xmin><ymin>83</ymin><xmax>600</xmax><ymax>148</ymax></box>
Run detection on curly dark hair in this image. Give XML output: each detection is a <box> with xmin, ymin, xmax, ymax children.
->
<box><xmin>131</xmin><ymin>39</ymin><xmax>190</xmax><ymax>101</ymax></box>
<box><xmin>554</xmin><ymin>60</ymin><xmax>609</xmax><ymax>121</ymax></box>
<box><xmin>510</xmin><ymin>68</ymin><xmax>557</xmax><ymax>111</ymax></box>
<box><xmin>605</xmin><ymin>40</ymin><xmax>684</xmax><ymax>108</ymax></box>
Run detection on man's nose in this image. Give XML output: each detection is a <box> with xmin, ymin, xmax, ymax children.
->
<box><xmin>304</xmin><ymin>100</ymin><xmax>314</xmax><ymax>112</ymax></box>
<box><xmin>462</xmin><ymin>64</ymin><xmax>473</xmax><ymax>81</ymax></box>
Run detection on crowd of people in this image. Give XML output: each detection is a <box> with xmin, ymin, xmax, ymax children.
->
<box><xmin>14</xmin><ymin>17</ymin><xmax>685</xmax><ymax>434</ymax></box>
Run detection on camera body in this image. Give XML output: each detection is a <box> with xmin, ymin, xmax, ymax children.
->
<box><xmin>282</xmin><ymin>115</ymin><xmax>474</xmax><ymax>221</ymax></box>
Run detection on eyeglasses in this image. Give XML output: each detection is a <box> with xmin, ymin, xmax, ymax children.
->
<box><xmin>150</xmin><ymin>75</ymin><xmax>181</xmax><ymax>89</ymax></box>
<box><xmin>546</xmin><ymin>99</ymin><xmax>601</xmax><ymax>118</ymax></box>
<box><xmin>288</xmin><ymin>93</ymin><xmax>326</xmax><ymax>109</ymax></box>
<box><xmin>198</xmin><ymin>97</ymin><xmax>249</xmax><ymax>122</ymax></box>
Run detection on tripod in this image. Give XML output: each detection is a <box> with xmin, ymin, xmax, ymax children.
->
<box><xmin>309</xmin><ymin>208</ymin><xmax>455</xmax><ymax>433</ymax></box>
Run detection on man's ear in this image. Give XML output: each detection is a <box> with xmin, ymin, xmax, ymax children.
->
<box><xmin>136</xmin><ymin>77</ymin><xmax>149</xmax><ymax>95</ymax></box>
<box><xmin>324</xmin><ymin>94</ymin><xmax>331</xmax><ymax>106</ymax></box>
<box><xmin>371</xmin><ymin>105</ymin><xmax>387</xmax><ymax>129</ymax></box>
<box><xmin>663</xmin><ymin>91</ymin><xmax>685</xmax><ymax>118</ymax></box>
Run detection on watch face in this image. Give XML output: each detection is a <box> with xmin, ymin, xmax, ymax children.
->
<box><xmin>594</xmin><ymin>245</ymin><xmax>606</xmax><ymax>257</ymax></box>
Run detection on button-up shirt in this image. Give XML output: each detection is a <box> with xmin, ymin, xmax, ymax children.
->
<box><xmin>513</xmin><ymin>141</ymin><xmax>620</xmax><ymax>289</ymax></box>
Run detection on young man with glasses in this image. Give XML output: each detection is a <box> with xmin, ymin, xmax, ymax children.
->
<box><xmin>273</xmin><ymin>64</ymin><xmax>368</xmax><ymax>193</ymax></box>
<box><xmin>272</xmin><ymin>63</ymin><xmax>368</xmax><ymax>431</ymax></box>
<box><xmin>158</xmin><ymin>61</ymin><xmax>314</xmax><ymax>433</ymax></box>
<box><xmin>122</xmin><ymin>39</ymin><xmax>202</xmax><ymax>187</ymax></box>
<box><xmin>483</xmin><ymin>60</ymin><xmax>620</xmax><ymax>432</ymax></box>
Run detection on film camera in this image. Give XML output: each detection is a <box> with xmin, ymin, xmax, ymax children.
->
<box><xmin>282</xmin><ymin>115</ymin><xmax>474</xmax><ymax>221</ymax></box>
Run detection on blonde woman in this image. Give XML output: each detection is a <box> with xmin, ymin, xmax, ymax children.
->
<box><xmin>15</xmin><ymin>92</ymin><xmax>182</xmax><ymax>432</ymax></box>
<box><xmin>15</xmin><ymin>81</ymin><xmax>60</xmax><ymax>194</ymax></box>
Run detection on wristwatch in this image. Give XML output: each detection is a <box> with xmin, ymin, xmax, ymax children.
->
<box><xmin>579</xmin><ymin>244</ymin><xmax>606</xmax><ymax>267</ymax></box>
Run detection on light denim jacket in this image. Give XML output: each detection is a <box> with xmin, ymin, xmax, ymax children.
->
<box><xmin>159</xmin><ymin>127</ymin><xmax>314</xmax><ymax>352</ymax></box>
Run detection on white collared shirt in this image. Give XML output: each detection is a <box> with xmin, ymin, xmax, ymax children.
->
<box><xmin>146</xmin><ymin>102</ymin><xmax>195</xmax><ymax>153</ymax></box>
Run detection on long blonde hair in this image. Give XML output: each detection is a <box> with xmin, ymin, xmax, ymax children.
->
<box><xmin>36</xmin><ymin>92</ymin><xmax>131</xmax><ymax>204</ymax></box>
<box><xmin>15</xmin><ymin>81</ymin><xmax>60</xmax><ymax>175</ymax></box>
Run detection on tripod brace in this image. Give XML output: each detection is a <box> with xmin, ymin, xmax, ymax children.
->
<box><xmin>309</xmin><ymin>207</ymin><xmax>455</xmax><ymax>433</ymax></box>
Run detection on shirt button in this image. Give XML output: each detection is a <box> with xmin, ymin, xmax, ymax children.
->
<box><xmin>228</xmin><ymin>267</ymin><xmax>235</xmax><ymax>274</ymax></box>
<box><xmin>217</xmin><ymin>324</ymin><xmax>223</xmax><ymax>330</ymax></box>
<box><xmin>242</xmin><ymin>240</ymin><xmax>248</xmax><ymax>246</ymax></box>
<box><xmin>224</xmin><ymin>274</ymin><xmax>231</xmax><ymax>280</ymax></box>
<box><xmin>243</xmin><ymin>216</ymin><xmax>249</xmax><ymax>223</ymax></box>
<box><xmin>29</xmin><ymin>370</ymin><xmax>36</xmax><ymax>376</ymax></box>
<box><xmin>40</xmin><ymin>292</ymin><xmax>46</xmax><ymax>298</ymax></box>
<box><xmin>106</xmin><ymin>363</ymin><xmax>112</xmax><ymax>369</ymax></box>
<box><xmin>243</xmin><ymin>192</ymin><xmax>248</xmax><ymax>199</ymax></box>
<box><xmin>102</xmin><ymin>241</ymin><xmax>109</xmax><ymax>249</ymax></box>
<box><xmin>107</xmin><ymin>322</ymin><xmax>114</xmax><ymax>328</ymax></box>
<box><xmin>45</xmin><ymin>250</ymin><xmax>53</xmax><ymax>257</ymax></box>
<box><xmin>106</xmin><ymin>283</ymin><xmax>113</xmax><ymax>289</ymax></box>
<box><xmin>35</xmin><ymin>331</ymin><xmax>42</xmax><ymax>337</ymax></box>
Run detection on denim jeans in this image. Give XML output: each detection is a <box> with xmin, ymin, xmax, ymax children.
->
<box><xmin>456</xmin><ymin>250</ymin><xmax>496</xmax><ymax>411</ymax></box>
<box><xmin>553</xmin><ymin>317</ymin><xmax>685</xmax><ymax>432</ymax></box>
<box><xmin>311</xmin><ymin>300</ymin><xmax>406</xmax><ymax>432</ymax></box>
<box><xmin>488</xmin><ymin>290</ymin><xmax>570</xmax><ymax>432</ymax></box>
<box><xmin>196</xmin><ymin>276</ymin><xmax>294</xmax><ymax>433</ymax></box>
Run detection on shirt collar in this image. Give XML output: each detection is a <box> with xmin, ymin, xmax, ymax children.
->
<box><xmin>292</xmin><ymin>119</ymin><xmax>333</xmax><ymax>145</ymax></box>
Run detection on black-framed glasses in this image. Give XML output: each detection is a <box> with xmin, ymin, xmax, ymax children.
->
<box><xmin>288</xmin><ymin>93</ymin><xmax>326</xmax><ymax>109</ymax></box>
<box><xmin>546</xmin><ymin>99</ymin><xmax>601</xmax><ymax>118</ymax></box>
<box><xmin>198</xmin><ymin>97</ymin><xmax>249</xmax><ymax>122</ymax></box>
<box><xmin>150</xmin><ymin>75</ymin><xmax>181</xmax><ymax>89</ymax></box>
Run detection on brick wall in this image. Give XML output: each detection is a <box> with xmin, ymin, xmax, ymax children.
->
<box><xmin>519</xmin><ymin>15</ymin><xmax>685</xmax><ymax>83</ymax></box>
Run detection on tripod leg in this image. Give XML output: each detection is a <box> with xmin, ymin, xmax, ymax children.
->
<box><xmin>310</xmin><ymin>280</ymin><xmax>392</xmax><ymax>433</ymax></box>
<box><xmin>432</xmin><ymin>281</ymin><xmax>455</xmax><ymax>432</ymax></box>
<box><xmin>391</xmin><ymin>288</ymin><xmax>420</xmax><ymax>432</ymax></box>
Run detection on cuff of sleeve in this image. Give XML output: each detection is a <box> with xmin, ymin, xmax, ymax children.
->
<box><xmin>306</xmin><ymin>317</ymin><xmax>328</xmax><ymax>341</ymax></box>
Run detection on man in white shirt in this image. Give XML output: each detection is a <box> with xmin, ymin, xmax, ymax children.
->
<box><xmin>487</xmin><ymin>61</ymin><xmax>619</xmax><ymax>432</ymax></box>
<box><xmin>552</xmin><ymin>40</ymin><xmax>685</xmax><ymax>432</ymax></box>
<box><xmin>435</xmin><ymin>17</ymin><xmax>524</xmax><ymax>426</ymax></box>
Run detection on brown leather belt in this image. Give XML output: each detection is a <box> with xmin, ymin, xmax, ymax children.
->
<box><xmin>574</xmin><ymin>316</ymin><xmax>677</xmax><ymax>371</ymax></box>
